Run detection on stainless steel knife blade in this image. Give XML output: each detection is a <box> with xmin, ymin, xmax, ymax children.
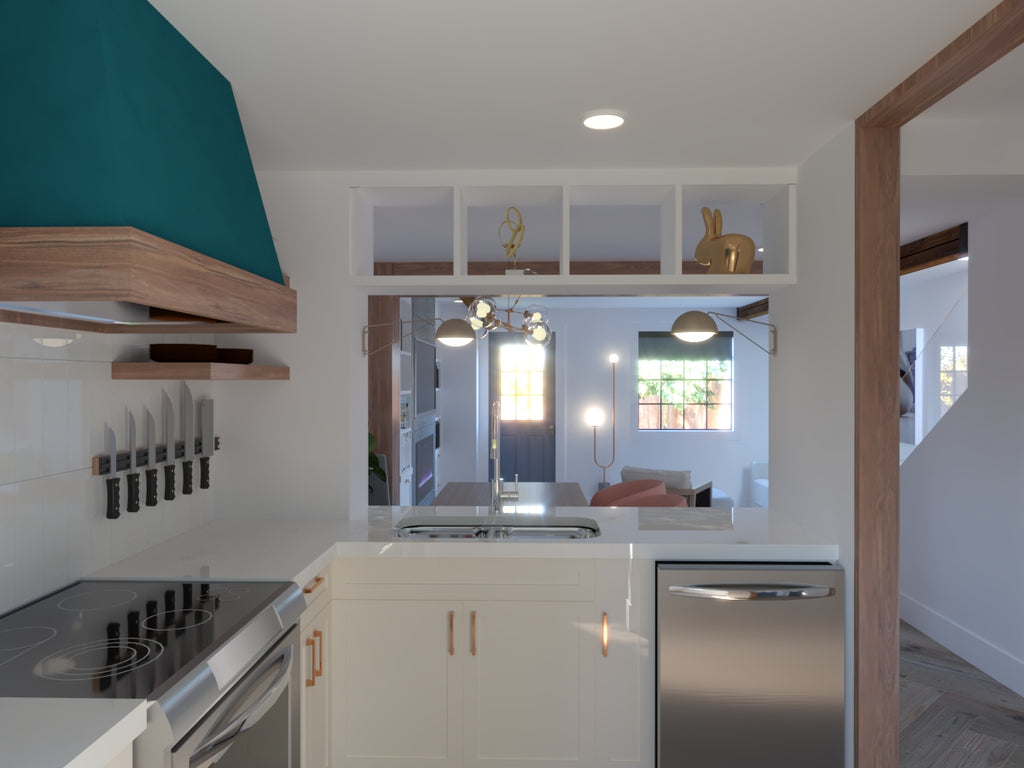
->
<box><xmin>105</xmin><ymin>425</ymin><xmax>120</xmax><ymax>519</ymax></box>
<box><xmin>162</xmin><ymin>390</ymin><xmax>176</xmax><ymax>501</ymax></box>
<box><xmin>199</xmin><ymin>399</ymin><xmax>214</xmax><ymax>490</ymax></box>
<box><xmin>145</xmin><ymin>407</ymin><xmax>159</xmax><ymax>507</ymax></box>
<box><xmin>126</xmin><ymin>410</ymin><xmax>140</xmax><ymax>512</ymax></box>
<box><xmin>181</xmin><ymin>383</ymin><xmax>195</xmax><ymax>495</ymax></box>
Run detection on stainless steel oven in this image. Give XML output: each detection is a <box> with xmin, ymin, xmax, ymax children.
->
<box><xmin>169</xmin><ymin>624</ymin><xmax>300</xmax><ymax>768</ymax></box>
<box><xmin>0</xmin><ymin>578</ymin><xmax>305</xmax><ymax>768</ymax></box>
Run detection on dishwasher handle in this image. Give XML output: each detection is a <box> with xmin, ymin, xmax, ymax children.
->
<box><xmin>668</xmin><ymin>583</ymin><xmax>836</xmax><ymax>601</ymax></box>
<box><xmin>187</xmin><ymin>641</ymin><xmax>294</xmax><ymax>767</ymax></box>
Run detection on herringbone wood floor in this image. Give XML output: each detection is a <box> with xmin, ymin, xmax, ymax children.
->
<box><xmin>901</xmin><ymin>622</ymin><xmax>1024</xmax><ymax>766</ymax></box>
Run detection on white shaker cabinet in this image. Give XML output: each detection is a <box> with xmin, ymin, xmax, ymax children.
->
<box><xmin>462</xmin><ymin>600</ymin><xmax>594</xmax><ymax>767</ymax></box>
<box><xmin>330</xmin><ymin>558</ymin><xmax>601</xmax><ymax>768</ymax></box>
<box><xmin>300</xmin><ymin>570</ymin><xmax>332</xmax><ymax>768</ymax></box>
<box><xmin>592</xmin><ymin>558</ymin><xmax>655</xmax><ymax>768</ymax></box>
<box><xmin>334</xmin><ymin>599</ymin><xmax>462</xmax><ymax>767</ymax></box>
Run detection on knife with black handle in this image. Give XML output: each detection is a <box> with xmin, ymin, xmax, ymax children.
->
<box><xmin>104</xmin><ymin>425</ymin><xmax>120</xmax><ymax>519</ymax></box>
<box><xmin>145</xmin><ymin>408</ymin><xmax>159</xmax><ymax>507</ymax></box>
<box><xmin>199</xmin><ymin>398</ymin><xmax>214</xmax><ymax>490</ymax></box>
<box><xmin>126</xmin><ymin>410</ymin><xmax>140</xmax><ymax>513</ymax></box>
<box><xmin>162</xmin><ymin>390</ymin><xmax>176</xmax><ymax>501</ymax></box>
<box><xmin>181</xmin><ymin>383</ymin><xmax>195</xmax><ymax>495</ymax></box>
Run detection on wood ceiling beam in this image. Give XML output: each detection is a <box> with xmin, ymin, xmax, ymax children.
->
<box><xmin>859</xmin><ymin>1</ymin><xmax>1024</xmax><ymax>128</ymax></box>
<box><xmin>736</xmin><ymin>298</ymin><xmax>769</xmax><ymax>320</ymax></box>
<box><xmin>900</xmin><ymin>223</ymin><xmax>968</xmax><ymax>275</ymax></box>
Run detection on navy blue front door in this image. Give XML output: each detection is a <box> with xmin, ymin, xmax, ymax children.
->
<box><xmin>488</xmin><ymin>333</ymin><xmax>556</xmax><ymax>482</ymax></box>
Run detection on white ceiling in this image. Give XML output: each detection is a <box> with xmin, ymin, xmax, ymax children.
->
<box><xmin>145</xmin><ymin>0</ymin><xmax>1021</xmax><ymax>271</ymax></box>
<box><xmin>148</xmin><ymin>0</ymin><xmax>1001</xmax><ymax>172</ymax></box>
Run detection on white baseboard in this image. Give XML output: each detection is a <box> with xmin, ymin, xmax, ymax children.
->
<box><xmin>900</xmin><ymin>593</ymin><xmax>1024</xmax><ymax>699</ymax></box>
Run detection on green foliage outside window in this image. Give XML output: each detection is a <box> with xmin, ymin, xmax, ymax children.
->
<box><xmin>638</xmin><ymin>358</ymin><xmax>733</xmax><ymax>431</ymax></box>
<box><xmin>939</xmin><ymin>344</ymin><xmax>967</xmax><ymax>411</ymax></box>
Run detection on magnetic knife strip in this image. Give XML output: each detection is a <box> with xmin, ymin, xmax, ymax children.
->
<box><xmin>91</xmin><ymin>437</ymin><xmax>220</xmax><ymax>476</ymax></box>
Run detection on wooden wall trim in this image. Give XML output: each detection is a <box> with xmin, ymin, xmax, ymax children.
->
<box><xmin>859</xmin><ymin>1</ymin><xmax>1024</xmax><ymax>128</ymax></box>
<box><xmin>854</xmin><ymin>122</ymin><xmax>902</xmax><ymax>768</ymax></box>
<box><xmin>899</xmin><ymin>223</ymin><xmax>968</xmax><ymax>275</ymax></box>
<box><xmin>374</xmin><ymin>259</ymin><xmax>764</xmax><ymax>276</ymax></box>
<box><xmin>853</xmin><ymin>3</ymin><xmax>1024</xmax><ymax>766</ymax></box>
<box><xmin>0</xmin><ymin>227</ymin><xmax>297</xmax><ymax>332</ymax></box>
<box><xmin>376</xmin><ymin>260</ymin><xmax>761</xmax><ymax>278</ymax></box>
<box><xmin>367</xmin><ymin>296</ymin><xmax>400</xmax><ymax>504</ymax></box>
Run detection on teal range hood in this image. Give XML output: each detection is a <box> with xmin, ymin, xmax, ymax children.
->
<box><xmin>0</xmin><ymin>0</ymin><xmax>294</xmax><ymax>332</ymax></box>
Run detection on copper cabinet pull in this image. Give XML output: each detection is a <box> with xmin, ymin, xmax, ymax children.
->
<box><xmin>448</xmin><ymin>610</ymin><xmax>455</xmax><ymax>656</ymax></box>
<box><xmin>470</xmin><ymin>610</ymin><xmax>477</xmax><ymax>656</ymax></box>
<box><xmin>302</xmin><ymin>575</ymin><xmax>325</xmax><ymax>594</ymax></box>
<box><xmin>305</xmin><ymin>637</ymin><xmax>317</xmax><ymax>687</ymax></box>
<box><xmin>313</xmin><ymin>629</ymin><xmax>324</xmax><ymax>678</ymax></box>
<box><xmin>602</xmin><ymin>612</ymin><xmax>609</xmax><ymax>658</ymax></box>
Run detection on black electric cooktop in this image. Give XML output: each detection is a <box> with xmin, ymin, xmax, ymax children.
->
<box><xmin>0</xmin><ymin>579</ymin><xmax>294</xmax><ymax>700</ymax></box>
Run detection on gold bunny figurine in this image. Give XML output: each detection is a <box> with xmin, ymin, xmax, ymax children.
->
<box><xmin>694</xmin><ymin>207</ymin><xmax>756</xmax><ymax>274</ymax></box>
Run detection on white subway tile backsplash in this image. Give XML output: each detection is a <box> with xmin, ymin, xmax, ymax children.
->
<box><xmin>0</xmin><ymin>323</ymin><xmax>216</xmax><ymax>615</ymax></box>
<box><xmin>0</xmin><ymin>485</ymin><xmax>18</xmax><ymax>608</ymax></box>
<box><xmin>11</xmin><ymin>373</ymin><xmax>42</xmax><ymax>482</ymax></box>
<box><xmin>12</xmin><ymin>483</ymin><xmax>44</xmax><ymax>610</ymax></box>
<box><xmin>42</xmin><ymin>377</ymin><xmax>70</xmax><ymax>476</ymax></box>
<box><xmin>0</xmin><ymin>367</ymin><xmax>13</xmax><ymax>487</ymax></box>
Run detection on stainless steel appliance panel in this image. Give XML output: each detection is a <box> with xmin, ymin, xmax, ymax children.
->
<box><xmin>171</xmin><ymin>625</ymin><xmax>300</xmax><ymax>768</ymax></box>
<box><xmin>657</xmin><ymin>563</ymin><xmax>844</xmax><ymax>767</ymax></box>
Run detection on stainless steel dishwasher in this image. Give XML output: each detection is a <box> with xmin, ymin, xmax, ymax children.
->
<box><xmin>656</xmin><ymin>562</ymin><xmax>845</xmax><ymax>767</ymax></box>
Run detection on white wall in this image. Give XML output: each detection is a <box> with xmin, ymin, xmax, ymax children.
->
<box><xmin>219</xmin><ymin>164</ymin><xmax>856</xmax><ymax>532</ymax></box>
<box><xmin>900</xmin><ymin>199</ymin><xmax>1024</xmax><ymax>698</ymax></box>
<box><xmin>436</xmin><ymin>301</ymin><xmax>486</xmax><ymax>485</ymax></box>
<box><xmin>435</xmin><ymin>301</ymin><xmax>770</xmax><ymax>504</ymax></box>
<box><xmin>213</xmin><ymin>171</ymin><xmax>362</xmax><ymax>519</ymax></box>
<box><xmin>210</xmin><ymin>161</ymin><xmax>857</xmax><ymax>764</ymax></box>
<box><xmin>771</xmin><ymin>125</ymin><xmax>855</xmax><ymax>544</ymax></box>
<box><xmin>0</xmin><ymin>326</ymin><xmax>215</xmax><ymax>615</ymax></box>
<box><xmin>899</xmin><ymin>264</ymin><xmax>968</xmax><ymax>459</ymax></box>
<box><xmin>773</xmin><ymin>124</ymin><xmax>857</xmax><ymax>768</ymax></box>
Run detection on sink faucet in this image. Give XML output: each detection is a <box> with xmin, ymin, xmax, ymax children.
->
<box><xmin>490</xmin><ymin>401</ymin><xmax>519</xmax><ymax>513</ymax></box>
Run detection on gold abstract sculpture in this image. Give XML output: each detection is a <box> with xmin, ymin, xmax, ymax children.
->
<box><xmin>460</xmin><ymin>206</ymin><xmax>551</xmax><ymax>346</ymax></box>
<box><xmin>694</xmin><ymin>206</ymin><xmax>756</xmax><ymax>274</ymax></box>
<box><xmin>499</xmin><ymin>206</ymin><xmax>525</xmax><ymax>269</ymax></box>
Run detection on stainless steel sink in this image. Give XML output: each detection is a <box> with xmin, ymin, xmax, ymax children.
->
<box><xmin>392</xmin><ymin>514</ymin><xmax>601</xmax><ymax>540</ymax></box>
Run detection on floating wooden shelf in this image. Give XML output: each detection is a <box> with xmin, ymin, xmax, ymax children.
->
<box><xmin>0</xmin><ymin>226</ymin><xmax>296</xmax><ymax>333</ymax></box>
<box><xmin>112</xmin><ymin>362</ymin><xmax>290</xmax><ymax>380</ymax></box>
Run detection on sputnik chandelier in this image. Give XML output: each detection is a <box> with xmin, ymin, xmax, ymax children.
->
<box><xmin>463</xmin><ymin>206</ymin><xmax>551</xmax><ymax>347</ymax></box>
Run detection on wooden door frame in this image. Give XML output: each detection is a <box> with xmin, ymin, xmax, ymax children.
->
<box><xmin>854</xmin><ymin>3</ymin><xmax>1024</xmax><ymax>765</ymax></box>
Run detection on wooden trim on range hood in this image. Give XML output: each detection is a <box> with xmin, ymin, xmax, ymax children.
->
<box><xmin>0</xmin><ymin>227</ymin><xmax>296</xmax><ymax>333</ymax></box>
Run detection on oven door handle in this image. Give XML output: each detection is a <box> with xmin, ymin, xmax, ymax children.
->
<box><xmin>188</xmin><ymin>642</ymin><xmax>294</xmax><ymax>768</ymax></box>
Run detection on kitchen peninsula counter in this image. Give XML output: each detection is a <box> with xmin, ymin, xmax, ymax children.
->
<box><xmin>58</xmin><ymin>506</ymin><xmax>838</xmax><ymax>767</ymax></box>
<box><xmin>89</xmin><ymin>505</ymin><xmax>839</xmax><ymax>588</ymax></box>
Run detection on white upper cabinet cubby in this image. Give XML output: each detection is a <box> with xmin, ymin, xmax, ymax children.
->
<box><xmin>351</xmin><ymin>174</ymin><xmax>795</xmax><ymax>296</ymax></box>
<box><xmin>680</xmin><ymin>184</ymin><xmax>793</xmax><ymax>277</ymax></box>
<box><xmin>462</xmin><ymin>186</ymin><xmax>563</xmax><ymax>274</ymax></box>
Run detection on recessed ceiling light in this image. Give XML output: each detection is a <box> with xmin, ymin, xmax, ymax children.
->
<box><xmin>581</xmin><ymin>110</ymin><xmax>626</xmax><ymax>130</ymax></box>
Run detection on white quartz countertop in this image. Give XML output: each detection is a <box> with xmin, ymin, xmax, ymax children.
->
<box><xmin>45</xmin><ymin>504</ymin><xmax>835</xmax><ymax>768</ymax></box>
<box><xmin>89</xmin><ymin>506</ymin><xmax>839</xmax><ymax>586</ymax></box>
<box><xmin>0</xmin><ymin>698</ymin><xmax>147</xmax><ymax>768</ymax></box>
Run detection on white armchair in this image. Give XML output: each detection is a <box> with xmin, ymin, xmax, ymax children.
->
<box><xmin>751</xmin><ymin>461</ymin><xmax>769</xmax><ymax>507</ymax></box>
